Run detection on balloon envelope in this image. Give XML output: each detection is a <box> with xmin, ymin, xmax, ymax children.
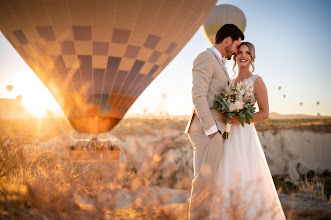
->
<box><xmin>0</xmin><ymin>0</ymin><xmax>217</xmax><ymax>133</ymax></box>
<box><xmin>16</xmin><ymin>95</ymin><xmax>23</xmax><ymax>102</ymax></box>
<box><xmin>202</xmin><ymin>4</ymin><xmax>246</xmax><ymax>45</ymax></box>
<box><xmin>6</xmin><ymin>85</ymin><xmax>13</xmax><ymax>92</ymax></box>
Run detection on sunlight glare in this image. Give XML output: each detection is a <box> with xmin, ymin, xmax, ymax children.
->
<box><xmin>22</xmin><ymin>86</ymin><xmax>63</xmax><ymax>118</ymax></box>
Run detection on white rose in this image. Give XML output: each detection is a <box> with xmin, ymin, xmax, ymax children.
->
<box><xmin>234</xmin><ymin>100</ymin><xmax>244</xmax><ymax>110</ymax></box>
<box><xmin>229</xmin><ymin>103</ymin><xmax>237</xmax><ymax>112</ymax></box>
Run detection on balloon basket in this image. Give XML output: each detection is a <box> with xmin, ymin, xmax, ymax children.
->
<box><xmin>69</xmin><ymin>150</ymin><xmax>119</xmax><ymax>161</ymax></box>
<box><xmin>68</xmin><ymin>136</ymin><xmax>120</xmax><ymax>161</ymax></box>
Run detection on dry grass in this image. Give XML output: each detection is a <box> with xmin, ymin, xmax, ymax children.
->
<box><xmin>0</xmin><ymin>136</ymin><xmax>294</xmax><ymax>220</ymax></box>
<box><xmin>0</xmin><ymin>136</ymin><xmax>187</xmax><ymax>219</ymax></box>
<box><xmin>0</xmin><ymin>136</ymin><xmax>94</xmax><ymax>218</ymax></box>
<box><xmin>0</xmin><ymin>117</ymin><xmax>330</xmax><ymax>219</ymax></box>
<box><xmin>110</xmin><ymin>117</ymin><xmax>188</xmax><ymax>141</ymax></box>
<box><xmin>297</xmin><ymin>173</ymin><xmax>327</xmax><ymax>201</ymax></box>
<box><xmin>255</xmin><ymin>118</ymin><xmax>331</xmax><ymax>134</ymax></box>
<box><xmin>1</xmin><ymin>117</ymin><xmax>330</xmax><ymax>140</ymax></box>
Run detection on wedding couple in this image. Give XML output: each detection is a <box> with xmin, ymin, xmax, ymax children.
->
<box><xmin>185</xmin><ymin>24</ymin><xmax>286</xmax><ymax>219</ymax></box>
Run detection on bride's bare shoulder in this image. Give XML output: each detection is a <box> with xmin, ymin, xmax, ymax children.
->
<box><xmin>254</xmin><ymin>75</ymin><xmax>266</xmax><ymax>90</ymax></box>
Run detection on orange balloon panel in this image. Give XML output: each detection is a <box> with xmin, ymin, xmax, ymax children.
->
<box><xmin>0</xmin><ymin>0</ymin><xmax>217</xmax><ymax>134</ymax></box>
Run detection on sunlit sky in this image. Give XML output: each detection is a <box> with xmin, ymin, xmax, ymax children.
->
<box><xmin>0</xmin><ymin>0</ymin><xmax>330</xmax><ymax>117</ymax></box>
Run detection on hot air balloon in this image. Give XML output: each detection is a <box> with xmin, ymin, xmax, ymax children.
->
<box><xmin>16</xmin><ymin>95</ymin><xmax>23</xmax><ymax>102</ymax></box>
<box><xmin>300</xmin><ymin>102</ymin><xmax>303</xmax><ymax>106</ymax></box>
<box><xmin>202</xmin><ymin>4</ymin><xmax>246</xmax><ymax>45</ymax></box>
<box><xmin>6</xmin><ymin>85</ymin><xmax>13</xmax><ymax>92</ymax></box>
<box><xmin>0</xmin><ymin>0</ymin><xmax>217</xmax><ymax>134</ymax></box>
<box><xmin>278</xmin><ymin>86</ymin><xmax>282</xmax><ymax>91</ymax></box>
<box><xmin>316</xmin><ymin>101</ymin><xmax>320</xmax><ymax>105</ymax></box>
<box><xmin>283</xmin><ymin>94</ymin><xmax>286</xmax><ymax>98</ymax></box>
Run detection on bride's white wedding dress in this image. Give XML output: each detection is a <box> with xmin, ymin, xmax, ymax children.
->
<box><xmin>210</xmin><ymin>74</ymin><xmax>286</xmax><ymax>220</ymax></box>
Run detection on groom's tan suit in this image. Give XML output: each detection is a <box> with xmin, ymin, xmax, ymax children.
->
<box><xmin>185</xmin><ymin>48</ymin><xmax>229</xmax><ymax>220</ymax></box>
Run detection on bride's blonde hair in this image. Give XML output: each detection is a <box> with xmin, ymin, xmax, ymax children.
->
<box><xmin>232</xmin><ymin>42</ymin><xmax>256</xmax><ymax>74</ymax></box>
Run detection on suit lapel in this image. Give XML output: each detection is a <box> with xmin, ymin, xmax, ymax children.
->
<box><xmin>208</xmin><ymin>48</ymin><xmax>230</xmax><ymax>80</ymax></box>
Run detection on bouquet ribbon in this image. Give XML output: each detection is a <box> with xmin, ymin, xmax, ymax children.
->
<box><xmin>222</xmin><ymin>123</ymin><xmax>232</xmax><ymax>139</ymax></box>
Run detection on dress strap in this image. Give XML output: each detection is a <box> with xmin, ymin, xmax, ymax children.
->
<box><xmin>251</xmin><ymin>74</ymin><xmax>261</xmax><ymax>86</ymax></box>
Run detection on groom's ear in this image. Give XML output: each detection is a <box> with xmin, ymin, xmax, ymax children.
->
<box><xmin>225</xmin><ymin>37</ymin><xmax>232</xmax><ymax>46</ymax></box>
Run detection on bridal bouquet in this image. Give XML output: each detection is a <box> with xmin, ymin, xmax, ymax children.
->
<box><xmin>211</xmin><ymin>80</ymin><xmax>256</xmax><ymax>139</ymax></box>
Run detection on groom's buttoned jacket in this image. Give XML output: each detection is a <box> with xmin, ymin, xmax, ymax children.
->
<box><xmin>185</xmin><ymin>48</ymin><xmax>229</xmax><ymax>135</ymax></box>
<box><xmin>186</xmin><ymin>48</ymin><xmax>230</xmax><ymax>220</ymax></box>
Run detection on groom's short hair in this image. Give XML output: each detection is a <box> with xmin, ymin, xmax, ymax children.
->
<box><xmin>215</xmin><ymin>24</ymin><xmax>245</xmax><ymax>44</ymax></box>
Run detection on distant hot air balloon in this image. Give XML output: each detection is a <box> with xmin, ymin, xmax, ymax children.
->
<box><xmin>300</xmin><ymin>102</ymin><xmax>303</xmax><ymax>106</ymax></box>
<box><xmin>6</xmin><ymin>85</ymin><xmax>13</xmax><ymax>92</ymax></box>
<box><xmin>202</xmin><ymin>4</ymin><xmax>246</xmax><ymax>45</ymax></box>
<box><xmin>278</xmin><ymin>86</ymin><xmax>282</xmax><ymax>91</ymax></box>
<box><xmin>16</xmin><ymin>95</ymin><xmax>23</xmax><ymax>102</ymax></box>
<box><xmin>316</xmin><ymin>101</ymin><xmax>320</xmax><ymax>105</ymax></box>
<box><xmin>0</xmin><ymin>0</ymin><xmax>217</xmax><ymax>134</ymax></box>
<box><xmin>283</xmin><ymin>94</ymin><xmax>286</xmax><ymax>98</ymax></box>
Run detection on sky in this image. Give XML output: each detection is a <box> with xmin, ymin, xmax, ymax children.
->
<box><xmin>0</xmin><ymin>0</ymin><xmax>330</xmax><ymax>117</ymax></box>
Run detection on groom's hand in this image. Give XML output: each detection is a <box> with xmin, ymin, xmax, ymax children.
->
<box><xmin>209</xmin><ymin>132</ymin><xmax>218</xmax><ymax>139</ymax></box>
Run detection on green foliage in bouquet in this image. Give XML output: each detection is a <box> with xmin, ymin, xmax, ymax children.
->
<box><xmin>211</xmin><ymin>82</ymin><xmax>256</xmax><ymax>126</ymax></box>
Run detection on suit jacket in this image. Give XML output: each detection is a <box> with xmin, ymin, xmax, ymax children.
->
<box><xmin>185</xmin><ymin>48</ymin><xmax>229</xmax><ymax>135</ymax></box>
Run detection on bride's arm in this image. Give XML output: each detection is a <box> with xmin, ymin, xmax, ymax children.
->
<box><xmin>228</xmin><ymin>77</ymin><xmax>269</xmax><ymax>124</ymax></box>
<box><xmin>250</xmin><ymin>77</ymin><xmax>269</xmax><ymax>122</ymax></box>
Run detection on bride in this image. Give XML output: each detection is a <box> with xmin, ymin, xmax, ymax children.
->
<box><xmin>210</xmin><ymin>42</ymin><xmax>286</xmax><ymax>220</ymax></box>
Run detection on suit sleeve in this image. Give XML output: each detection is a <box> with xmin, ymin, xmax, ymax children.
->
<box><xmin>192</xmin><ymin>51</ymin><xmax>216</xmax><ymax>131</ymax></box>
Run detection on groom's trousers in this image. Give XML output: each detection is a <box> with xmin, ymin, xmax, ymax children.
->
<box><xmin>187</xmin><ymin>121</ymin><xmax>224</xmax><ymax>220</ymax></box>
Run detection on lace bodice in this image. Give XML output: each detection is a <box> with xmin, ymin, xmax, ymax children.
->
<box><xmin>230</xmin><ymin>74</ymin><xmax>260</xmax><ymax>104</ymax></box>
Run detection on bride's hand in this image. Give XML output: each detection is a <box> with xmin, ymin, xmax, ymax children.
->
<box><xmin>228</xmin><ymin>115</ymin><xmax>242</xmax><ymax>124</ymax></box>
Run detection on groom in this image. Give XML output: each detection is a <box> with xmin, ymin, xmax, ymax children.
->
<box><xmin>185</xmin><ymin>24</ymin><xmax>244</xmax><ymax>219</ymax></box>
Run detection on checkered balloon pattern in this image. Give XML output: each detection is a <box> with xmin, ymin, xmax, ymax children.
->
<box><xmin>0</xmin><ymin>0</ymin><xmax>217</xmax><ymax>133</ymax></box>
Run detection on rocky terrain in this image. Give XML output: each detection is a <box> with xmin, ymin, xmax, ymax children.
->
<box><xmin>0</xmin><ymin>117</ymin><xmax>330</xmax><ymax>219</ymax></box>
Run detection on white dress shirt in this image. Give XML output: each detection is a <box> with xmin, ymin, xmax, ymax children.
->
<box><xmin>211</xmin><ymin>46</ymin><xmax>227</xmax><ymax>64</ymax></box>
<box><xmin>203</xmin><ymin>46</ymin><xmax>226</xmax><ymax>136</ymax></box>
